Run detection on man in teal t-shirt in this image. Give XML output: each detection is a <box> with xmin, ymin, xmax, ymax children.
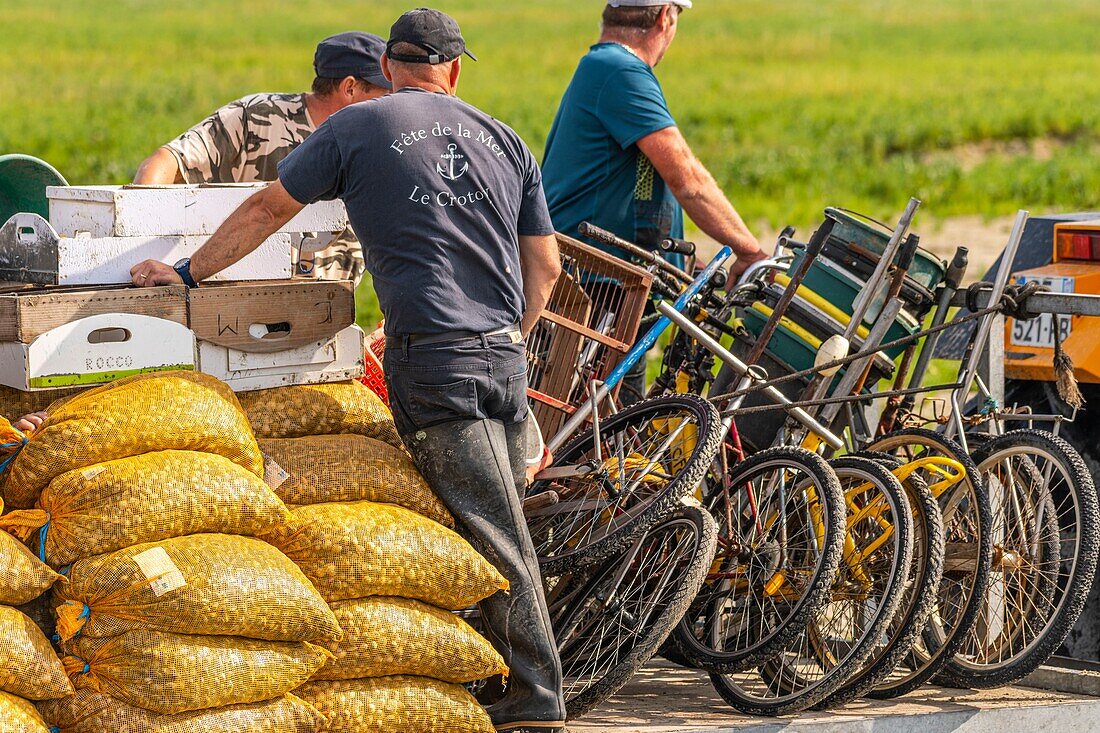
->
<box><xmin>543</xmin><ymin>0</ymin><xmax>765</xmax><ymax>401</ymax></box>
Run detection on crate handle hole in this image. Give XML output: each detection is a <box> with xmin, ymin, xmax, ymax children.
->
<box><xmin>249</xmin><ymin>322</ymin><xmax>292</xmax><ymax>341</ymax></box>
<box><xmin>18</xmin><ymin>226</ymin><xmax>36</xmax><ymax>241</ymax></box>
<box><xmin>88</xmin><ymin>328</ymin><xmax>132</xmax><ymax>344</ymax></box>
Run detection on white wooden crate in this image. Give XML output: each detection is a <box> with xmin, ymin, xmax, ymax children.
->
<box><xmin>48</xmin><ymin>184</ymin><xmax>348</xmax><ymax>238</ymax></box>
<box><xmin>0</xmin><ymin>213</ymin><xmax>290</xmax><ymax>285</ymax></box>
<box><xmin>197</xmin><ymin>324</ymin><xmax>365</xmax><ymax>391</ymax></box>
<box><xmin>0</xmin><ymin>313</ymin><xmax>197</xmax><ymax>391</ymax></box>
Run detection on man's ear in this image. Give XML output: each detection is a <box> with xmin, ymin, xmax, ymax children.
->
<box><xmin>381</xmin><ymin>53</ymin><xmax>394</xmax><ymax>82</ymax></box>
<box><xmin>449</xmin><ymin>58</ymin><xmax>462</xmax><ymax>93</ymax></box>
<box><xmin>659</xmin><ymin>4</ymin><xmax>675</xmax><ymax>30</ymax></box>
<box><xmin>340</xmin><ymin>76</ymin><xmax>359</xmax><ymax>99</ymax></box>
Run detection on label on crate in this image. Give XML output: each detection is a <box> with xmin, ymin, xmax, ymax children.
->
<box><xmin>132</xmin><ymin>547</ymin><xmax>187</xmax><ymax>597</ymax></box>
<box><xmin>262</xmin><ymin>453</ymin><xmax>290</xmax><ymax>491</ymax></box>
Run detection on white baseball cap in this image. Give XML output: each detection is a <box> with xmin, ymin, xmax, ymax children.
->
<box><xmin>607</xmin><ymin>0</ymin><xmax>693</xmax><ymax>8</ymax></box>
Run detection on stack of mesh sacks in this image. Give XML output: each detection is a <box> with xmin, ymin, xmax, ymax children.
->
<box><xmin>0</xmin><ymin>417</ymin><xmax>72</xmax><ymax>733</ymax></box>
<box><xmin>0</xmin><ymin>372</ymin><xmax>341</xmax><ymax>732</ymax></box>
<box><xmin>239</xmin><ymin>381</ymin><xmax>509</xmax><ymax>733</ymax></box>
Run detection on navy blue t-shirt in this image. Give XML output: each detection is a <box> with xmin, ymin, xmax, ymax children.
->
<box><xmin>278</xmin><ymin>88</ymin><xmax>554</xmax><ymax>336</ymax></box>
<box><xmin>542</xmin><ymin>43</ymin><xmax>683</xmax><ymax>255</ymax></box>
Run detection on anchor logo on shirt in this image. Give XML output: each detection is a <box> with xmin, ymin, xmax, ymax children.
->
<box><xmin>437</xmin><ymin>144</ymin><xmax>469</xmax><ymax>181</ymax></box>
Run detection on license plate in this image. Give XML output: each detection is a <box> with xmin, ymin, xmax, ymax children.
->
<box><xmin>1010</xmin><ymin>275</ymin><xmax>1074</xmax><ymax>349</ymax></box>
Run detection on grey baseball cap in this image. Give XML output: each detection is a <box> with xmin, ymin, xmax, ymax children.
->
<box><xmin>314</xmin><ymin>32</ymin><xmax>392</xmax><ymax>90</ymax></box>
<box><xmin>607</xmin><ymin>0</ymin><xmax>693</xmax><ymax>8</ymax></box>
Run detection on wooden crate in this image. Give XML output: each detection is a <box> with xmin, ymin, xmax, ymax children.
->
<box><xmin>0</xmin><ymin>284</ymin><xmax>187</xmax><ymax>343</ymax></box>
<box><xmin>197</xmin><ymin>324</ymin><xmax>364</xmax><ymax>391</ymax></box>
<box><xmin>47</xmin><ymin>184</ymin><xmax>347</xmax><ymax>238</ymax></box>
<box><xmin>0</xmin><ymin>313</ymin><xmax>196</xmax><ymax>391</ymax></box>
<box><xmin>188</xmin><ymin>280</ymin><xmax>355</xmax><ymax>354</ymax></box>
<box><xmin>527</xmin><ymin>234</ymin><xmax>653</xmax><ymax>440</ymax></box>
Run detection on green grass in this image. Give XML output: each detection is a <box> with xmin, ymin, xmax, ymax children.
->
<box><xmin>3</xmin><ymin>0</ymin><xmax>1099</xmax><ymax>327</ymax></box>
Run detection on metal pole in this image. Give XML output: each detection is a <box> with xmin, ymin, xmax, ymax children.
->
<box><xmin>656</xmin><ymin>301</ymin><xmax>845</xmax><ymax>449</ymax></box>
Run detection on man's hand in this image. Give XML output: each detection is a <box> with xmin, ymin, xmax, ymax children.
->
<box><xmin>131</xmin><ymin>260</ymin><xmax>183</xmax><ymax>287</ymax></box>
<box><xmin>727</xmin><ymin>249</ymin><xmax>771</xmax><ymax>281</ymax></box>
<box><xmin>13</xmin><ymin>412</ymin><xmax>47</xmax><ymax>434</ymax></box>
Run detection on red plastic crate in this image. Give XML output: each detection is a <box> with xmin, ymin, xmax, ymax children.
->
<box><xmin>357</xmin><ymin>322</ymin><xmax>388</xmax><ymax>404</ymax></box>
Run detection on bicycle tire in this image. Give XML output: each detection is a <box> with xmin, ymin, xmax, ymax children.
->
<box><xmin>831</xmin><ymin>469</ymin><xmax>946</xmax><ymax>704</ymax></box>
<box><xmin>527</xmin><ymin>394</ymin><xmax>724</xmax><ymax>576</ymax></box>
<box><xmin>862</xmin><ymin>427</ymin><xmax>992</xmax><ymax>692</ymax></box>
<box><xmin>710</xmin><ymin>457</ymin><xmax>913</xmax><ymax>716</ymax></box>
<box><xmin>552</xmin><ymin>503</ymin><xmax>718</xmax><ymax>718</ymax></box>
<box><xmin>671</xmin><ymin>446</ymin><xmax>846</xmax><ymax>673</ymax></box>
<box><xmin>938</xmin><ymin>429</ymin><xmax>1100</xmax><ymax>688</ymax></box>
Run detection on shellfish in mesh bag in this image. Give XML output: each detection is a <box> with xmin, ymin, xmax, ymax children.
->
<box><xmin>315</xmin><ymin>597</ymin><xmax>507</xmax><ymax>683</ymax></box>
<box><xmin>0</xmin><ymin>450</ymin><xmax>291</xmax><ymax>568</ymax></box>
<box><xmin>262</xmin><ymin>501</ymin><xmax>507</xmax><ymax>609</ymax></box>
<box><xmin>237</xmin><ymin>381</ymin><xmax>401</xmax><ymax>448</ymax></box>
<box><xmin>53</xmin><ymin>534</ymin><xmax>341</xmax><ymax>644</ymax></box>
<box><xmin>296</xmin><ymin>676</ymin><xmax>494</xmax><ymax>733</ymax></box>
<box><xmin>61</xmin><ymin>630</ymin><xmax>330</xmax><ymax>716</ymax></box>
<box><xmin>0</xmin><ymin>605</ymin><xmax>73</xmax><ymax>701</ymax></box>
<box><xmin>0</xmin><ymin>530</ymin><xmax>60</xmax><ymax>606</ymax></box>
<box><xmin>259</xmin><ymin>435</ymin><xmax>452</xmax><ymax>526</ymax></box>
<box><xmin>2</xmin><ymin>372</ymin><xmax>262</xmax><ymax>509</ymax></box>
<box><xmin>0</xmin><ymin>691</ymin><xmax>50</xmax><ymax>733</ymax></box>
<box><xmin>37</xmin><ymin>689</ymin><xmax>327</xmax><ymax>733</ymax></box>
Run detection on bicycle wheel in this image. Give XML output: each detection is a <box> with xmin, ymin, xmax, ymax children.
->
<box><xmin>550</xmin><ymin>503</ymin><xmax>718</xmax><ymax>719</ymax></box>
<box><xmin>710</xmin><ymin>457</ymin><xmax>912</xmax><ymax>716</ymax></box>
<box><xmin>938</xmin><ymin>429</ymin><xmax>1099</xmax><ymax>688</ymax></box>
<box><xmin>863</xmin><ymin>427</ymin><xmax>992</xmax><ymax>693</ymax></box>
<box><xmin>830</xmin><ymin>463</ymin><xmax>946</xmax><ymax>704</ymax></box>
<box><xmin>526</xmin><ymin>394</ymin><xmax>723</xmax><ymax>575</ymax></box>
<box><xmin>671</xmin><ymin>446</ymin><xmax>846</xmax><ymax>673</ymax></box>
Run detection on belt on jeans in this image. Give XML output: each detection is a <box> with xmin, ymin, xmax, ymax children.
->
<box><xmin>401</xmin><ymin>325</ymin><xmax>522</xmax><ymax>347</ymax></box>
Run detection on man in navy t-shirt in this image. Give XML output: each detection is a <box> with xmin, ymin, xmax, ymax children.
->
<box><xmin>543</xmin><ymin>0</ymin><xmax>766</xmax><ymax>401</ymax></box>
<box><xmin>130</xmin><ymin>9</ymin><xmax>566</xmax><ymax>732</ymax></box>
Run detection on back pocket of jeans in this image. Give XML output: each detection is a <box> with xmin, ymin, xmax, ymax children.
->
<box><xmin>406</xmin><ymin>376</ymin><xmax>479</xmax><ymax>427</ymax></box>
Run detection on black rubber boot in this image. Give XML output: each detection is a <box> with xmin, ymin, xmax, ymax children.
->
<box><xmin>403</xmin><ymin>419</ymin><xmax>566</xmax><ymax>728</ymax></box>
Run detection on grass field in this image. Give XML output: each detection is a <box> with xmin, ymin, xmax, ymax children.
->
<box><xmin>3</xmin><ymin>0</ymin><xmax>1099</xmax><ymax>326</ymax></box>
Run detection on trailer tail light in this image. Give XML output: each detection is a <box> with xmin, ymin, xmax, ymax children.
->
<box><xmin>1056</xmin><ymin>231</ymin><xmax>1100</xmax><ymax>262</ymax></box>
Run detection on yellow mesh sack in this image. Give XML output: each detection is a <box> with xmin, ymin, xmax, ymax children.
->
<box><xmin>0</xmin><ymin>606</ymin><xmax>73</xmax><ymax>701</ymax></box>
<box><xmin>0</xmin><ymin>691</ymin><xmax>49</xmax><ymax>733</ymax></box>
<box><xmin>0</xmin><ymin>385</ymin><xmax>87</xmax><ymax>423</ymax></box>
<box><xmin>315</xmin><ymin>597</ymin><xmax>506</xmax><ymax>683</ymax></box>
<box><xmin>62</xmin><ymin>630</ymin><xmax>329</xmax><ymax>716</ymax></box>
<box><xmin>296</xmin><ymin>677</ymin><xmax>494</xmax><ymax>733</ymax></box>
<box><xmin>259</xmin><ymin>435</ymin><xmax>452</xmax><ymax>526</ymax></box>
<box><xmin>54</xmin><ymin>534</ymin><xmax>340</xmax><ymax>644</ymax></box>
<box><xmin>262</xmin><ymin>501</ymin><xmax>507</xmax><ymax>609</ymax></box>
<box><xmin>3</xmin><ymin>372</ymin><xmax>262</xmax><ymax>509</ymax></box>
<box><xmin>238</xmin><ymin>381</ymin><xmax>401</xmax><ymax>448</ymax></box>
<box><xmin>0</xmin><ymin>530</ymin><xmax>60</xmax><ymax>606</ymax></box>
<box><xmin>0</xmin><ymin>450</ymin><xmax>290</xmax><ymax>568</ymax></box>
<box><xmin>38</xmin><ymin>689</ymin><xmax>326</xmax><ymax>733</ymax></box>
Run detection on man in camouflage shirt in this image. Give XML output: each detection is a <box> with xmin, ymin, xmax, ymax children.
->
<box><xmin>133</xmin><ymin>32</ymin><xmax>391</xmax><ymax>282</ymax></box>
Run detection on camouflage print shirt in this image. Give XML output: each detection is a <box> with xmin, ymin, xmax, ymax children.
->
<box><xmin>163</xmin><ymin>93</ymin><xmax>365</xmax><ymax>283</ymax></box>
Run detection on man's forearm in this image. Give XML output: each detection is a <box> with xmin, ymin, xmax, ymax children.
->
<box><xmin>674</xmin><ymin>164</ymin><xmax>760</xmax><ymax>258</ymax></box>
<box><xmin>190</xmin><ymin>196</ymin><xmax>283</xmax><ymax>281</ymax></box>
<box><xmin>519</xmin><ymin>234</ymin><xmax>562</xmax><ymax>337</ymax></box>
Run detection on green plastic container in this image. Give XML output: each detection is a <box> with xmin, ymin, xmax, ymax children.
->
<box><xmin>0</xmin><ymin>155</ymin><xmax>67</xmax><ymax>224</ymax></box>
<box><xmin>823</xmin><ymin>207</ymin><xmax>945</xmax><ymax>291</ymax></box>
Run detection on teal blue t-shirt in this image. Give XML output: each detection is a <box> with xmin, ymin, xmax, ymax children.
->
<box><xmin>543</xmin><ymin>43</ymin><xmax>683</xmax><ymax>256</ymax></box>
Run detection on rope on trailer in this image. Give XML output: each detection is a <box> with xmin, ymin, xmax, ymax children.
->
<box><xmin>706</xmin><ymin>280</ymin><xmax>1058</xmax><ymax>407</ymax></box>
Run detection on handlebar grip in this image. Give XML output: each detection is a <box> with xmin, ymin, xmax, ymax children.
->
<box><xmin>945</xmin><ymin>247</ymin><xmax>969</xmax><ymax>290</ymax></box>
<box><xmin>660</xmin><ymin>238</ymin><xmax>696</xmax><ymax>257</ymax></box>
<box><xmin>578</xmin><ymin>222</ymin><xmax>621</xmax><ymax>249</ymax></box>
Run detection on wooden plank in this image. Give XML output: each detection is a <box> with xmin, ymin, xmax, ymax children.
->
<box><xmin>538</xmin><ymin>310</ymin><xmax>630</xmax><ymax>352</ymax></box>
<box><xmin>0</xmin><ymin>285</ymin><xmax>188</xmax><ymax>343</ymax></box>
<box><xmin>189</xmin><ymin>280</ymin><xmax>355</xmax><ymax>354</ymax></box>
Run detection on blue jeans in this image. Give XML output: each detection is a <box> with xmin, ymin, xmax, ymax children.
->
<box><xmin>385</xmin><ymin>334</ymin><xmax>566</xmax><ymax>726</ymax></box>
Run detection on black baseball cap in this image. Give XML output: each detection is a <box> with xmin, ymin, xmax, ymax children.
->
<box><xmin>314</xmin><ymin>32</ymin><xmax>392</xmax><ymax>90</ymax></box>
<box><xmin>386</xmin><ymin>8</ymin><xmax>477</xmax><ymax>65</ymax></box>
